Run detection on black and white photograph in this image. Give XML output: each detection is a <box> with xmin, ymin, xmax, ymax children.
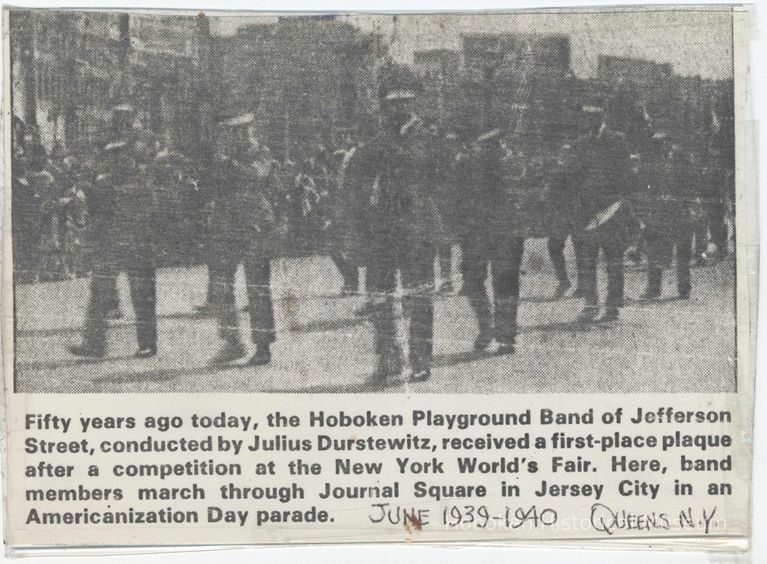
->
<box><xmin>8</xmin><ymin>7</ymin><xmax>736</xmax><ymax>394</ymax></box>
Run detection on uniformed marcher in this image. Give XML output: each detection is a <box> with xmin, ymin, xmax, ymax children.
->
<box><xmin>207</xmin><ymin>112</ymin><xmax>280</xmax><ymax>366</ymax></box>
<box><xmin>354</xmin><ymin>65</ymin><xmax>444</xmax><ymax>385</ymax></box>
<box><xmin>696</xmin><ymin>120</ymin><xmax>732</xmax><ymax>261</ymax></box>
<box><xmin>557</xmin><ymin>101</ymin><xmax>637</xmax><ymax>322</ymax></box>
<box><xmin>151</xmin><ymin>131</ymin><xmax>200</xmax><ymax>262</ymax></box>
<box><xmin>70</xmin><ymin>104</ymin><xmax>158</xmax><ymax>358</ymax></box>
<box><xmin>455</xmin><ymin>126</ymin><xmax>524</xmax><ymax>354</ymax></box>
<box><xmin>639</xmin><ymin>131</ymin><xmax>696</xmax><ymax>300</ymax></box>
<box><xmin>546</xmin><ymin>160</ymin><xmax>589</xmax><ymax>300</ymax></box>
<box><xmin>326</xmin><ymin>146</ymin><xmax>362</xmax><ymax>294</ymax></box>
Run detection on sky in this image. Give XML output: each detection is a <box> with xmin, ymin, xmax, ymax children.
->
<box><xmin>209</xmin><ymin>8</ymin><xmax>733</xmax><ymax>79</ymax></box>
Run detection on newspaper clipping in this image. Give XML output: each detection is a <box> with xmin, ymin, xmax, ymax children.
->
<box><xmin>1</xmin><ymin>5</ymin><xmax>756</xmax><ymax>554</ymax></box>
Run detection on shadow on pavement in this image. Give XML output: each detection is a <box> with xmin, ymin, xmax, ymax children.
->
<box><xmin>87</xmin><ymin>362</ymin><xmax>248</xmax><ymax>387</ymax></box>
<box><xmin>18</xmin><ymin>353</ymin><xmax>140</xmax><ymax>371</ymax></box>
<box><xmin>292</xmin><ymin>316</ymin><xmax>367</xmax><ymax>334</ymax></box>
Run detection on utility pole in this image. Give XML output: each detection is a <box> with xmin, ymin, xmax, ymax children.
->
<box><xmin>117</xmin><ymin>13</ymin><xmax>131</xmax><ymax>98</ymax></box>
<box><xmin>18</xmin><ymin>11</ymin><xmax>38</xmax><ymax>130</ymax></box>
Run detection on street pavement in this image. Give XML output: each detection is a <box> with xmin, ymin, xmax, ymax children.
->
<box><xmin>14</xmin><ymin>240</ymin><xmax>736</xmax><ymax>393</ymax></box>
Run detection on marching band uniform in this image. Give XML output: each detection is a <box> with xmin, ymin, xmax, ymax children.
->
<box><xmin>207</xmin><ymin>113</ymin><xmax>280</xmax><ymax>366</ymax></box>
<box><xmin>358</xmin><ymin>67</ymin><xmax>444</xmax><ymax>385</ymax></box>
<box><xmin>70</xmin><ymin>105</ymin><xmax>158</xmax><ymax>358</ymax></box>
<box><xmin>558</xmin><ymin>112</ymin><xmax>637</xmax><ymax>322</ymax></box>
<box><xmin>640</xmin><ymin>133</ymin><xmax>696</xmax><ymax>299</ymax></box>
<box><xmin>456</xmin><ymin>128</ymin><xmax>524</xmax><ymax>354</ymax></box>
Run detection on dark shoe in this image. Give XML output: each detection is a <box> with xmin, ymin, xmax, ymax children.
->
<box><xmin>640</xmin><ymin>290</ymin><xmax>661</xmax><ymax>300</ymax></box>
<box><xmin>353</xmin><ymin>299</ymin><xmax>375</xmax><ymax>317</ymax></box>
<box><xmin>193</xmin><ymin>304</ymin><xmax>215</xmax><ymax>317</ymax></box>
<box><xmin>677</xmin><ymin>290</ymin><xmax>691</xmax><ymax>300</ymax></box>
<box><xmin>554</xmin><ymin>281</ymin><xmax>572</xmax><ymax>300</ymax></box>
<box><xmin>369</xmin><ymin>362</ymin><xmax>392</xmax><ymax>389</ymax></box>
<box><xmin>105</xmin><ymin>308</ymin><xmax>123</xmax><ymax>320</ymax></box>
<box><xmin>577</xmin><ymin>306</ymin><xmax>599</xmax><ymax>323</ymax></box>
<box><xmin>439</xmin><ymin>280</ymin><xmax>454</xmax><ymax>295</ymax></box>
<box><xmin>369</xmin><ymin>348</ymin><xmax>403</xmax><ymax>387</ymax></box>
<box><xmin>599</xmin><ymin>307</ymin><xmax>620</xmax><ymax>322</ymax></box>
<box><xmin>209</xmin><ymin>340</ymin><xmax>247</xmax><ymax>365</ymax></box>
<box><xmin>408</xmin><ymin>368</ymin><xmax>431</xmax><ymax>383</ymax></box>
<box><xmin>134</xmin><ymin>347</ymin><xmax>157</xmax><ymax>358</ymax></box>
<box><xmin>247</xmin><ymin>344</ymin><xmax>272</xmax><ymax>366</ymax></box>
<box><xmin>69</xmin><ymin>344</ymin><xmax>105</xmax><ymax>358</ymax></box>
<box><xmin>496</xmin><ymin>342</ymin><xmax>516</xmax><ymax>355</ymax></box>
<box><xmin>571</xmin><ymin>287</ymin><xmax>585</xmax><ymax>298</ymax></box>
<box><xmin>473</xmin><ymin>331</ymin><xmax>493</xmax><ymax>351</ymax></box>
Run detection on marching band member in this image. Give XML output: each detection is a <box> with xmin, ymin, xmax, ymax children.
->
<box><xmin>206</xmin><ymin>112</ymin><xmax>281</xmax><ymax>366</ymax></box>
<box><xmin>556</xmin><ymin>101</ymin><xmax>638</xmax><ymax>322</ymax></box>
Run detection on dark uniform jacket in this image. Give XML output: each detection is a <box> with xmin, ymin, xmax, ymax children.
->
<box><xmin>555</xmin><ymin>126</ymin><xmax>636</xmax><ymax>229</ymax></box>
<box><xmin>639</xmin><ymin>142</ymin><xmax>698</xmax><ymax>230</ymax></box>
<box><xmin>455</xmin><ymin>135</ymin><xmax>544</xmax><ymax>245</ymax></box>
<box><xmin>89</xmin><ymin>133</ymin><xmax>158</xmax><ymax>262</ymax></box>
<box><xmin>454</xmin><ymin>141</ymin><xmax>503</xmax><ymax>238</ymax></box>
<box><xmin>208</xmin><ymin>149</ymin><xmax>280</xmax><ymax>257</ymax></box>
<box><xmin>353</xmin><ymin>114</ymin><xmax>444</xmax><ymax>250</ymax></box>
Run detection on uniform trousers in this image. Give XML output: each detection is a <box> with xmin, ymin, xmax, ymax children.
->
<box><xmin>461</xmin><ymin>232</ymin><xmax>524</xmax><ymax>345</ymax></box>
<box><xmin>211</xmin><ymin>240</ymin><xmax>275</xmax><ymax>346</ymax></box>
<box><xmin>82</xmin><ymin>243</ymin><xmax>156</xmax><ymax>353</ymax></box>
<box><xmin>576</xmin><ymin>226</ymin><xmax>627</xmax><ymax>309</ymax></box>
<box><xmin>695</xmin><ymin>201</ymin><xmax>728</xmax><ymax>256</ymax></box>
<box><xmin>367</xmin><ymin>232</ymin><xmax>434</xmax><ymax>371</ymax></box>
<box><xmin>547</xmin><ymin>234</ymin><xmax>587</xmax><ymax>289</ymax></box>
<box><xmin>645</xmin><ymin>220</ymin><xmax>693</xmax><ymax>297</ymax></box>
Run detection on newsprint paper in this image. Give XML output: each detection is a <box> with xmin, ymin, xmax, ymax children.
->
<box><xmin>1</xmin><ymin>4</ymin><xmax>756</xmax><ymax>554</ymax></box>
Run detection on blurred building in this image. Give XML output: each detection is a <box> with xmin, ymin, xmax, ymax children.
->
<box><xmin>455</xmin><ymin>33</ymin><xmax>573</xmax><ymax>146</ymax></box>
<box><xmin>10</xmin><ymin>11</ymin><xmax>122</xmax><ymax>154</ymax></box>
<box><xmin>413</xmin><ymin>49</ymin><xmax>462</xmax><ymax>128</ymax></box>
<box><xmin>10</xmin><ymin>10</ymin><xmax>211</xmax><ymax>156</ymax></box>
<box><xmin>597</xmin><ymin>55</ymin><xmax>673</xmax><ymax>86</ymax></box>
<box><xmin>215</xmin><ymin>16</ymin><xmax>384</xmax><ymax>161</ymax></box>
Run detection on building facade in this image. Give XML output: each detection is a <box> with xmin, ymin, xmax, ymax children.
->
<box><xmin>215</xmin><ymin>16</ymin><xmax>384</xmax><ymax>161</ymax></box>
<box><xmin>413</xmin><ymin>49</ymin><xmax>462</xmax><ymax>127</ymax></box>
<box><xmin>10</xmin><ymin>10</ymin><xmax>209</xmax><ymax>157</ymax></box>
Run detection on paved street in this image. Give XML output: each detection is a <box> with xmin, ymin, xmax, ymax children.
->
<box><xmin>14</xmin><ymin>240</ymin><xmax>736</xmax><ymax>393</ymax></box>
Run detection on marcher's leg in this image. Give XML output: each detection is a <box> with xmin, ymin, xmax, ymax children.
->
<box><xmin>331</xmin><ymin>253</ymin><xmax>358</xmax><ymax>294</ymax></box>
<box><xmin>438</xmin><ymin>243</ymin><xmax>454</xmax><ymax>293</ymax></box>
<box><xmin>74</xmin><ymin>260</ymin><xmax>115</xmax><ymax>356</ymax></box>
<box><xmin>603</xmin><ymin>236</ymin><xmax>626</xmax><ymax>321</ymax></box>
<box><xmin>643</xmin><ymin>229</ymin><xmax>665</xmax><ymax>298</ymax></box>
<box><xmin>547</xmin><ymin>236</ymin><xmax>570</xmax><ymax>298</ymax></box>
<box><xmin>676</xmin><ymin>222</ymin><xmax>694</xmax><ymax>299</ymax></box>
<box><xmin>127</xmin><ymin>260</ymin><xmax>157</xmax><ymax>356</ymax></box>
<box><xmin>493</xmin><ymin>237</ymin><xmax>524</xmax><ymax>353</ymax></box>
<box><xmin>244</xmin><ymin>256</ymin><xmax>275</xmax><ymax>365</ymax></box>
<box><xmin>694</xmin><ymin>210</ymin><xmax>709</xmax><ymax>262</ymax></box>
<box><xmin>572</xmin><ymin>232</ymin><xmax>588</xmax><ymax>297</ymax></box>
<box><xmin>209</xmin><ymin>253</ymin><xmax>247</xmax><ymax>364</ymax></box>
<box><xmin>402</xmin><ymin>240</ymin><xmax>435</xmax><ymax>381</ymax></box>
<box><xmin>461</xmin><ymin>236</ymin><xmax>492</xmax><ymax>350</ymax></box>
<box><xmin>367</xmin><ymin>243</ymin><xmax>401</xmax><ymax>385</ymax></box>
<box><xmin>205</xmin><ymin>263</ymin><xmax>215</xmax><ymax>304</ymax></box>
<box><xmin>577</xmin><ymin>234</ymin><xmax>599</xmax><ymax>320</ymax></box>
<box><xmin>710</xmin><ymin>202</ymin><xmax>728</xmax><ymax>257</ymax></box>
